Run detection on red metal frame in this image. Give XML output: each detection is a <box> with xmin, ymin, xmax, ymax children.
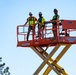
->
<box><xmin>17</xmin><ymin>20</ymin><xmax>76</xmax><ymax>47</ymax></box>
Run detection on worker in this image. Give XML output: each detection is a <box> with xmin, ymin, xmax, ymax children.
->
<box><xmin>37</xmin><ymin>12</ymin><xmax>45</xmax><ymax>38</ymax></box>
<box><xmin>24</xmin><ymin>12</ymin><xmax>37</xmax><ymax>41</ymax></box>
<box><xmin>51</xmin><ymin>8</ymin><xmax>59</xmax><ymax>38</ymax></box>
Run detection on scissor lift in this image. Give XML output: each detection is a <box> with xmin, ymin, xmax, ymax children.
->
<box><xmin>17</xmin><ymin>20</ymin><xmax>76</xmax><ymax>75</ymax></box>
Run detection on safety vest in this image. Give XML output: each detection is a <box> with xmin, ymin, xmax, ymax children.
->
<box><xmin>52</xmin><ymin>14</ymin><xmax>59</xmax><ymax>25</ymax></box>
<box><xmin>28</xmin><ymin>17</ymin><xmax>36</xmax><ymax>26</ymax></box>
<box><xmin>38</xmin><ymin>17</ymin><xmax>45</xmax><ymax>26</ymax></box>
<box><xmin>53</xmin><ymin>14</ymin><xmax>59</xmax><ymax>20</ymax></box>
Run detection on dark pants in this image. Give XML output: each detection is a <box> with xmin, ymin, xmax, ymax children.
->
<box><xmin>27</xmin><ymin>26</ymin><xmax>35</xmax><ymax>41</ymax></box>
<box><xmin>52</xmin><ymin>25</ymin><xmax>57</xmax><ymax>38</ymax></box>
<box><xmin>38</xmin><ymin>24</ymin><xmax>45</xmax><ymax>38</ymax></box>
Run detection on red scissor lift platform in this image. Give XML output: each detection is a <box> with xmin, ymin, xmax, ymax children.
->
<box><xmin>17</xmin><ymin>20</ymin><xmax>76</xmax><ymax>75</ymax></box>
<box><xmin>17</xmin><ymin>20</ymin><xmax>76</xmax><ymax>47</ymax></box>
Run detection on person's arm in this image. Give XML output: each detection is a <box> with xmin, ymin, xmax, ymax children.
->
<box><xmin>24</xmin><ymin>18</ymin><xmax>28</xmax><ymax>26</ymax></box>
<box><xmin>37</xmin><ymin>20</ymin><xmax>41</xmax><ymax>25</ymax></box>
<box><xmin>34</xmin><ymin>17</ymin><xmax>37</xmax><ymax>25</ymax></box>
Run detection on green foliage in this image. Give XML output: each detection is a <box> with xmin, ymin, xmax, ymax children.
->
<box><xmin>0</xmin><ymin>57</ymin><xmax>10</xmax><ymax>75</ymax></box>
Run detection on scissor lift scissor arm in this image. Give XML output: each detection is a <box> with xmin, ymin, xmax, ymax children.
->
<box><xmin>17</xmin><ymin>20</ymin><xmax>76</xmax><ymax>75</ymax></box>
<box><xmin>31</xmin><ymin>44</ymin><xmax>71</xmax><ymax>75</ymax></box>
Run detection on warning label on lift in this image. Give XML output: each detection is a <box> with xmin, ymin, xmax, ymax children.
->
<box><xmin>22</xmin><ymin>43</ymin><xmax>30</xmax><ymax>46</ymax></box>
<box><xmin>66</xmin><ymin>37</ymin><xmax>76</xmax><ymax>42</ymax></box>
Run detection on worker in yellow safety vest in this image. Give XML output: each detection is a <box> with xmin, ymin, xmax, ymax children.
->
<box><xmin>24</xmin><ymin>12</ymin><xmax>37</xmax><ymax>41</ymax></box>
<box><xmin>37</xmin><ymin>12</ymin><xmax>46</xmax><ymax>38</ymax></box>
<box><xmin>51</xmin><ymin>9</ymin><xmax>59</xmax><ymax>38</ymax></box>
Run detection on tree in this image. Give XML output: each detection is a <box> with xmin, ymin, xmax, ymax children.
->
<box><xmin>0</xmin><ymin>57</ymin><xmax>10</xmax><ymax>75</ymax></box>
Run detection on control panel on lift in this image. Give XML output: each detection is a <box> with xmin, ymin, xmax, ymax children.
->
<box><xmin>17</xmin><ymin>20</ymin><xmax>76</xmax><ymax>47</ymax></box>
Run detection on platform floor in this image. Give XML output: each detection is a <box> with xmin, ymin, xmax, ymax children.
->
<box><xmin>17</xmin><ymin>37</ymin><xmax>76</xmax><ymax>47</ymax></box>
